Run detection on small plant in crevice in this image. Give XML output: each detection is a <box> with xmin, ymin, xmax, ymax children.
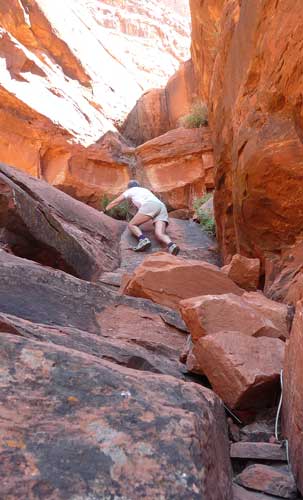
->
<box><xmin>179</xmin><ymin>102</ymin><xmax>208</xmax><ymax>129</ymax></box>
<box><xmin>193</xmin><ymin>193</ymin><xmax>216</xmax><ymax>238</ymax></box>
<box><xmin>100</xmin><ymin>194</ymin><xmax>132</xmax><ymax>221</ymax></box>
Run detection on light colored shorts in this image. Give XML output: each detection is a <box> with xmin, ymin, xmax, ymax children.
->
<box><xmin>138</xmin><ymin>201</ymin><xmax>169</xmax><ymax>224</ymax></box>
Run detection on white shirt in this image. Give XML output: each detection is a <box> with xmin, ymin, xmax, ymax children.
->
<box><xmin>123</xmin><ymin>187</ymin><xmax>161</xmax><ymax>208</ymax></box>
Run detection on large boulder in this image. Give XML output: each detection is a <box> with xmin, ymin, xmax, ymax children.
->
<box><xmin>189</xmin><ymin>332</ymin><xmax>284</xmax><ymax>410</ymax></box>
<box><xmin>283</xmin><ymin>301</ymin><xmax>303</xmax><ymax>495</ymax></box>
<box><xmin>0</xmin><ymin>163</ymin><xmax>125</xmax><ymax>280</ymax></box>
<box><xmin>136</xmin><ymin>127</ymin><xmax>214</xmax><ymax>210</ymax></box>
<box><xmin>121</xmin><ymin>252</ymin><xmax>243</xmax><ymax>310</ymax></box>
<box><xmin>235</xmin><ymin>465</ymin><xmax>297</xmax><ymax>499</ymax></box>
<box><xmin>0</xmin><ymin>333</ymin><xmax>232</xmax><ymax>499</ymax></box>
<box><xmin>180</xmin><ymin>293</ymin><xmax>286</xmax><ymax>342</ymax></box>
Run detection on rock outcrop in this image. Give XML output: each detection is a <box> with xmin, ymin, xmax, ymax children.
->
<box><xmin>136</xmin><ymin>127</ymin><xmax>214</xmax><ymax>209</ymax></box>
<box><xmin>0</xmin><ymin>163</ymin><xmax>125</xmax><ymax>280</ymax></box>
<box><xmin>121</xmin><ymin>59</ymin><xmax>199</xmax><ymax>145</ymax></box>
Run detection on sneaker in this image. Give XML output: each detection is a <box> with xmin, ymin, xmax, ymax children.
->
<box><xmin>133</xmin><ymin>237</ymin><xmax>151</xmax><ymax>252</ymax></box>
<box><xmin>168</xmin><ymin>243</ymin><xmax>180</xmax><ymax>256</ymax></box>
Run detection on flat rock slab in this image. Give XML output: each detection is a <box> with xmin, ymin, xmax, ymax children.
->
<box><xmin>233</xmin><ymin>484</ymin><xmax>289</xmax><ymax>499</ymax></box>
<box><xmin>230</xmin><ymin>442</ymin><xmax>287</xmax><ymax>461</ymax></box>
<box><xmin>0</xmin><ymin>333</ymin><xmax>232</xmax><ymax>499</ymax></box>
<box><xmin>235</xmin><ymin>464</ymin><xmax>297</xmax><ymax>499</ymax></box>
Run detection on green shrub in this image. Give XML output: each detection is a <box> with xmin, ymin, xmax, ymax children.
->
<box><xmin>193</xmin><ymin>193</ymin><xmax>216</xmax><ymax>237</ymax></box>
<box><xmin>100</xmin><ymin>194</ymin><xmax>131</xmax><ymax>221</ymax></box>
<box><xmin>179</xmin><ymin>102</ymin><xmax>208</xmax><ymax>129</ymax></box>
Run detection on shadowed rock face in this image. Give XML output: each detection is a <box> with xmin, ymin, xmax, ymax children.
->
<box><xmin>0</xmin><ymin>162</ymin><xmax>125</xmax><ymax>280</ymax></box>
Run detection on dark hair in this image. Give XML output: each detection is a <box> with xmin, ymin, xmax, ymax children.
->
<box><xmin>128</xmin><ymin>180</ymin><xmax>140</xmax><ymax>188</ymax></box>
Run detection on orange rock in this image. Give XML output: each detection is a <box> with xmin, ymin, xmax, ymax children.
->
<box><xmin>136</xmin><ymin>127</ymin><xmax>214</xmax><ymax>210</ymax></box>
<box><xmin>221</xmin><ymin>254</ymin><xmax>260</xmax><ymax>291</ymax></box>
<box><xmin>196</xmin><ymin>0</ymin><xmax>303</xmax><ymax>271</ymax></box>
<box><xmin>283</xmin><ymin>300</ymin><xmax>303</xmax><ymax>495</ymax></box>
<box><xmin>121</xmin><ymin>252</ymin><xmax>243</xmax><ymax>310</ymax></box>
<box><xmin>122</xmin><ymin>59</ymin><xmax>199</xmax><ymax>145</ymax></box>
<box><xmin>190</xmin><ymin>0</ymin><xmax>225</xmax><ymax>101</ymax></box>
<box><xmin>191</xmin><ymin>332</ymin><xmax>285</xmax><ymax>410</ymax></box>
<box><xmin>0</xmin><ymin>0</ymin><xmax>190</xmax><ymax>181</ymax></box>
<box><xmin>180</xmin><ymin>293</ymin><xmax>284</xmax><ymax>343</ymax></box>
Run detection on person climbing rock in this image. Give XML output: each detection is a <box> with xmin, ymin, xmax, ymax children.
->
<box><xmin>104</xmin><ymin>180</ymin><xmax>180</xmax><ymax>254</ymax></box>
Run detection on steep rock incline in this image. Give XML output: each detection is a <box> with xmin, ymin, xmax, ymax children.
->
<box><xmin>0</xmin><ymin>0</ymin><xmax>190</xmax><ymax>175</ymax></box>
<box><xmin>0</xmin><ymin>164</ymin><xmax>233</xmax><ymax>498</ymax></box>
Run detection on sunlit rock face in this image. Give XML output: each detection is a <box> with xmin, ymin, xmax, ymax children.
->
<box><xmin>189</xmin><ymin>0</ymin><xmax>303</xmax><ymax>271</ymax></box>
<box><xmin>0</xmin><ymin>0</ymin><xmax>190</xmax><ymax>176</ymax></box>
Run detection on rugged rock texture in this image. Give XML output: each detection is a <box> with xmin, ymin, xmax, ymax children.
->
<box><xmin>188</xmin><ymin>332</ymin><xmax>284</xmax><ymax>410</ymax></box>
<box><xmin>0</xmin><ymin>163</ymin><xmax>125</xmax><ymax>280</ymax></box>
<box><xmin>0</xmin><ymin>0</ymin><xmax>190</xmax><ymax>177</ymax></box>
<box><xmin>121</xmin><ymin>252</ymin><xmax>243</xmax><ymax>310</ymax></box>
<box><xmin>136</xmin><ymin>127</ymin><xmax>214</xmax><ymax>210</ymax></box>
<box><xmin>121</xmin><ymin>59</ymin><xmax>199</xmax><ymax>145</ymax></box>
<box><xmin>233</xmin><ymin>484</ymin><xmax>285</xmax><ymax>500</ymax></box>
<box><xmin>283</xmin><ymin>301</ymin><xmax>303</xmax><ymax>495</ymax></box>
<box><xmin>195</xmin><ymin>0</ymin><xmax>303</xmax><ymax>278</ymax></box>
<box><xmin>222</xmin><ymin>254</ymin><xmax>260</xmax><ymax>292</ymax></box>
<box><xmin>0</xmin><ymin>333</ymin><xmax>233</xmax><ymax>499</ymax></box>
<box><xmin>235</xmin><ymin>465</ymin><xmax>297</xmax><ymax>499</ymax></box>
<box><xmin>180</xmin><ymin>293</ymin><xmax>286</xmax><ymax>342</ymax></box>
<box><xmin>189</xmin><ymin>0</ymin><xmax>225</xmax><ymax>101</ymax></box>
<box><xmin>0</xmin><ymin>164</ymin><xmax>235</xmax><ymax>497</ymax></box>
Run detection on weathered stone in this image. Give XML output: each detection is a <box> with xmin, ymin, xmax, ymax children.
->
<box><xmin>233</xmin><ymin>484</ymin><xmax>286</xmax><ymax>500</ymax></box>
<box><xmin>222</xmin><ymin>254</ymin><xmax>260</xmax><ymax>292</ymax></box>
<box><xmin>240</xmin><ymin>419</ymin><xmax>276</xmax><ymax>444</ymax></box>
<box><xmin>0</xmin><ymin>333</ymin><xmax>233</xmax><ymax>499</ymax></box>
<box><xmin>180</xmin><ymin>293</ymin><xmax>283</xmax><ymax>343</ymax></box>
<box><xmin>0</xmin><ymin>162</ymin><xmax>125</xmax><ymax>280</ymax></box>
<box><xmin>230</xmin><ymin>442</ymin><xmax>287</xmax><ymax>461</ymax></box>
<box><xmin>235</xmin><ymin>465</ymin><xmax>297</xmax><ymax>499</ymax></box>
<box><xmin>121</xmin><ymin>253</ymin><xmax>243</xmax><ymax>310</ymax></box>
<box><xmin>242</xmin><ymin>292</ymin><xmax>291</xmax><ymax>341</ymax></box>
<box><xmin>121</xmin><ymin>59</ymin><xmax>199</xmax><ymax>145</ymax></box>
<box><xmin>188</xmin><ymin>332</ymin><xmax>284</xmax><ymax>410</ymax></box>
<box><xmin>283</xmin><ymin>300</ymin><xmax>303</xmax><ymax>495</ymax></box>
<box><xmin>136</xmin><ymin>127</ymin><xmax>214</xmax><ymax>210</ymax></box>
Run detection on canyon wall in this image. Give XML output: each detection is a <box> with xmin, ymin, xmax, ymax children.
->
<box><xmin>0</xmin><ymin>0</ymin><xmax>190</xmax><ymax>177</ymax></box>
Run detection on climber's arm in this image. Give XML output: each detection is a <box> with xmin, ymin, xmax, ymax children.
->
<box><xmin>105</xmin><ymin>194</ymin><xmax>125</xmax><ymax>212</ymax></box>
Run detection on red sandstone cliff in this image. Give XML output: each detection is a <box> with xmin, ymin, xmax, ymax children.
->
<box><xmin>0</xmin><ymin>0</ymin><xmax>190</xmax><ymax>176</ymax></box>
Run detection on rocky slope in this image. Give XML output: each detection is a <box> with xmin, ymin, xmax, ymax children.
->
<box><xmin>0</xmin><ymin>0</ymin><xmax>190</xmax><ymax>176</ymax></box>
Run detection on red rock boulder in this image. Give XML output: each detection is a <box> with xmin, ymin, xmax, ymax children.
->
<box><xmin>222</xmin><ymin>254</ymin><xmax>260</xmax><ymax>291</ymax></box>
<box><xmin>180</xmin><ymin>293</ymin><xmax>284</xmax><ymax>342</ymax></box>
<box><xmin>121</xmin><ymin>252</ymin><xmax>243</xmax><ymax>310</ymax></box>
<box><xmin>189</xmin><ymin>332</ymin><xmax>284</xmax><ymax>410</ymax></box>
<box><xmin>283</xmin><ymin>300</ymin><xmax>303</xmax><ymax>495</ymax></box>
<box><xmin>136</xmin><ymin>127</ymin><xmax>214</xmax><ymax>210</ymax></box>
<box><xmin>235</xmin><ymin>464</ymin><xmax>297</xmax><ymax>499</ymax></box>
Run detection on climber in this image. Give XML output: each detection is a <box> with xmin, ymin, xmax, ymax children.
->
<box><xmin>104</xmin><ymin>180</ymin><xmax>180</xmax><ymax>254</ymax></box>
